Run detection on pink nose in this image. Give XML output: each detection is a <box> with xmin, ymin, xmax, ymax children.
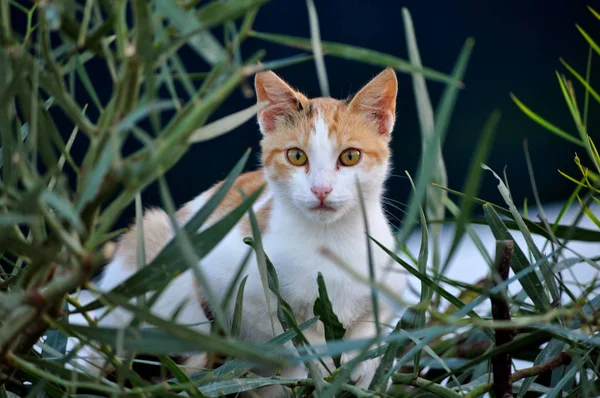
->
<box><xmin>311</xmin><ymin>185</ymin><xmax>332</xmax><ymax>201</ymax></box>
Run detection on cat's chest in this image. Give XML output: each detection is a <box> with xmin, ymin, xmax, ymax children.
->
<box><xmin>261</xmin><ymin>225</ymin><xmax>393</xmax><ymax>324</ymax></box>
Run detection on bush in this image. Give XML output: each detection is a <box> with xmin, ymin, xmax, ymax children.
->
<box><xmin>0</xmin><ymin>1</ymin><xmax>598</xmax><ymax>397</ymax></box>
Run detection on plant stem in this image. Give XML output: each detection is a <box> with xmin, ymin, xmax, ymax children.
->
<box><xmin>392</xmin><ymin>373</ymin><xmax>462</xmax><ymax>398</ymax></box>
<box><xmin>491</xmin><ymin>240</ymin><xmax>516</xmax><ymax>398</ymax></box>
<box><xmin>464</xmin><ymin>352</ymin><xmax>572</xmax><ymax>398</ymax></box>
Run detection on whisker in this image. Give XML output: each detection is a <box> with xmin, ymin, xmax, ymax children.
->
<box><xmin>383</xmin><ymin>209</ymin><xmax>403</xmax><ymax>225</ymax></box>
<box><xmin>382</xmin><ymin>201</ymin><xmax>409</xmax><ymax>216</ymax></box>
<box><xmin>382</xmin><ymin>197</ymin><xmax>408</xmax><ymax>207</ymax></box>
<box><xmin>386</xmin><ymin>174</ymin><xmax>410</xmax><ymax>180</ymax></box>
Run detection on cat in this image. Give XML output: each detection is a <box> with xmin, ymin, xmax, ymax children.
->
<box><xmin>69</xmin><ymin>67</ymin><xmax>405</xmax><ymax>397</ymax></box>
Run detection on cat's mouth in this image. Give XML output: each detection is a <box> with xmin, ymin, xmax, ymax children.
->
<box><xmin>310</xmin><ymin>204</ymin><xmax>336</xmax><ymax>212</ymax></box>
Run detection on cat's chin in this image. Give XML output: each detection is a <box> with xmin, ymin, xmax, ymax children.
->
<box><xmin>303</xmin><ymin>204</ymin><xmax>347</xmax><ymax>224</ymax></box>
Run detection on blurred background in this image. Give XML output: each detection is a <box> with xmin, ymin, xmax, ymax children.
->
<box><xmin>28</xmin><ymin>0</ymin><xmax>600</xmax><ymax>229</ymax></box>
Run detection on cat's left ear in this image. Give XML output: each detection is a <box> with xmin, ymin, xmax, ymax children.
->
<box><xmin>255</xmin><ymin>70</ymin><xmax>307</xmax><ymax>134</ymax></box>
<box><xmin>347</xmin><ymin>67</ymin><xmax>398</xmax><ymax>136</ymax></box>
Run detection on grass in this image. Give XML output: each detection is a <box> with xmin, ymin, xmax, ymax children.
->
<box><xmin>0</xmin><ymin>1</ymin><xmax>599</xmax><ymax>397</ymax></box>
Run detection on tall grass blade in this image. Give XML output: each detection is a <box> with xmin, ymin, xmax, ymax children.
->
<box><xmin>231</xmin><ymin>275</ymin><xmax>248</xmax><ymax>338</ymax></box>
<box><xmin>443</xmin><ymin>111</ymin><xmax>500</xmax><ymax>272</ymax></box>
<box><xmin>397</xmin><ymin>37</ymin><xmax>474</xmax><ymax>247</ymax></box>
<box><xmin>67</xmin><ymin>292</ymin><xmax>285</xmax><ymax>366</ymax></box>
<box><xmin>517</xmin><ymin>339</ymin><xmax>565</xmax><ymax>398</ymax></box>
<box><xmin>402</xmin><ymin>8</ymin><xmax>446</xmax><ymax>279</ymax></box>
<box><xmin>483</xmin><ymin>203</ymin><xmax>551</xmax><ymax>310</ymax></box>
<box><xmin>189</xmin><ymin>101</ymin><xmax>267</xmax><ymax>144</ymax></box>
<box><xmin>576</xmin><ymin>24</ymin><xmax>600</xmax><ymax>57</ymax></box>
<box><xmin>434</xmin><ymin>185</ymin><xmax>600</xmax><ymax>242</ymax></box>
<box><xmin>155</xmin><ymin>0</ymin><xmax>226</xmax><ymax>65</ymax></box>
<box><xmin>510</xmin><ymin>93</ymin><xmax>584</xmax><ymax>146</ymax></box>
<box><xmin>305</xmin><ymin>0</ymin><xmax>329</xmax><ymax>97</ymax></box>
<box><xmin>249</xmin><ymin>31</ymin><xmax>460</xmax><ymax>85</ymax></box>
<box><xmin>312</xmin><ymin>273</ymin><xmax>345</xmax><ymax>367</ymax></box>
<box><xmin>483</xmin><ymin>164</ymin><xmax>561</xmax><ymax>303</ymax></box>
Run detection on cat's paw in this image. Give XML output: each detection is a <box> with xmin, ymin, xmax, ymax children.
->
<box><xmin>340</xmin><ymin>352</ymin><xmax>380</xmax><ymax>389</ymax></box>
<box><xmin>65</xmin><ymin>340</ymin><xmax>108</xmax><ymax>376</ymax></box>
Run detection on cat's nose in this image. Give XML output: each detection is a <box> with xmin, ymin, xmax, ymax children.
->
<box><xmin>311</xmin><ymin>185</ymin><xmax>332</xmax><ymax>201</ymax></box>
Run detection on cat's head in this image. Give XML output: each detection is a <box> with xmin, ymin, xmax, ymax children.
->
<box><xmin>255</xmin><ymin>68</ymin><xmax>397</xmax><ymax>224</ymax></box>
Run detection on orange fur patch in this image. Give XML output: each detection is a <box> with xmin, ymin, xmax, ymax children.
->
<box><xmin>116</xmin><ymin>171</ymin><xmax>269</xmax><ymax>271</ymax></box>
<box><xmin>116</xmin><ymin>208</ymin><xmax>174</xmax><ymax>269</ymax></box>
<box><xmin>204</xmin><ymin>169</ymin><xmax>268</xmax><ymax>226</ymax></box>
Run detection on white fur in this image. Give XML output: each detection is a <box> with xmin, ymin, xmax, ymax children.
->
<box><xmin>68</xmin><ymin>114</ymin><xmax>403</xmax><ymax>396</ymax></box>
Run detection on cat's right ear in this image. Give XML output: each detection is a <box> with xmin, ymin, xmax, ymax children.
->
<box><xmin>255</xmin><ymin>71</ymin><xmax>306</xmax><ymax>134</ymax></box>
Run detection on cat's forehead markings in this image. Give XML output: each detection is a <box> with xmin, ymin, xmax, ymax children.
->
<box><xmin>306</xmin><ymin>99</ymin><xmax>345</xmax><ymax>137</ymax></box>
<box><xmin>311</xmin><ymin>111</ymin><xmax>330</xmax><ymax>148</ymax></box>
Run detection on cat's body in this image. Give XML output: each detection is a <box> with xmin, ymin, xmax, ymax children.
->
<box><xmin>71</xmin><ymin>68</ymin><xmax>404</xmax><ymax>396</ymax></box>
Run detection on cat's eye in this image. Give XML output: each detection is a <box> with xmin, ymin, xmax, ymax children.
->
<box><xmin>286</xmin><ymin>148</ymin><xmax>308</xmax><ymax>166</ymax></box>
<box><xmin>339</xmin><ymin>148</ymin><xmax>361</xmax><ymax>166</ymax></box>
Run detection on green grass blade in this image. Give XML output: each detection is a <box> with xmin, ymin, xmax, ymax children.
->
<box><xmin>249</xmin><ymin>31</ymin><xmax>460</xmax><ymax>86</ymax></box>
<box><xmin>76</xmin><ymin>135</ymin><xmax>115</xmax><ymax>211</ymax></box>
<box><xmin>483</xmin><ymin>203</ymin><xmax>551</xmax><ymax>311</ymax></box>
<box><xmin>577</xmin><ymin>195</ymin><xmax>600</xmax><ymax>228</ymax></box>
<box><xmin>517</xmin><ymin>339</ymin><xmax>565</xmax><ymax>398</ymax></box>
<box><xmin>589</xmin><ymin>5</ymin><xmax>600</xmax><ymax>19</ymax></box>
<box><xmin>545</xmin><ymin>362</ymin><xmax>578</xmax><ymax>398</ymax></box>
<box><xmin>41</xmin><ymin>191</ymin><xmax>85</xmax><ymax>233</ymax></box>
<box><xmin>356</xmin><ymin>178</ymin><xmax>381</xmax><ymax>338</ymax></box>
<box><xmin>444</xmin><ymin>197</ymin><xmax>493</xmax><ymax>266</ymax></box>
<box><xmin>66</xmin><ymin>292</ymin><xmax>285</xmax><ymax>366</ymax></box>
<box><xmin>483</xmin><ymin>164</ymin><xmax>561</xmax><ymax>303</ymax></box>
<box><xmin>405</xmin><ymin>172</ymin><xmax>431</xmax><ymax>374</ymax></box>
<box><xmin>230</xmin><ymin>275</ymin><xmax>248</xmax><ymax>338</ymax></box>
<box><xmin>510</xmin><ymin>93</ymin><xmax>584</xmax><ymax>146</ymax></box>
<box><xmin>397</xmin><ymin>37</ymin><xmax>474</xmax><ymax>247</ymax></box>
<box><xmin>312</xmin><ymin>273</ymin><xmax>346</xmax><ymax>367</ymax></box>
<box><xmin>243</xmin><ymin>53</ymin><xmax>314</xmax><ymax>75</ymax></box>
<box><xmin>243</xmin><ymin>193</ymin><xmax>277</xmax><ymax>338</ymax></box>
<box><xmin>443</xmin><ymin>110</ymin><xmax>500</xmax><ymax>272</ymax></box>
<box><xmin>576</xmin><ymin>24</ymin><xmax>600</xmax><ymax>57</ymax></box>
<box><xmin>74</xmin><ymin>55</ymin><xmax>103</xmax><ymax>112</ymax></box>
<box><xmin>433</xmin><ymin>184</ymin><xmax>600</xmax><ymax>242</ymax></box>
<box><xmin>305</xmin><ymin>0</ymin><xmax>329</xmax><ymax>97</ymax></box>
<box><xmin>115</xmin><ymin>100</ymin><xmax>177</xmax><ymax>135</ymax></box>
<box><xmin>371</xmin><ymin>237</ymin><xmax>484</xmax><ymax>322</ymax></box>
<box><xmin>560</xmin><ymin>57</ymin><xmax>600</xmax><ymax>106</ymax></box>
<box><xmin>155</xmin><ymin>0</ymin><xmax>226</xmax><ymax>65</ymax></box>
<box><xmin>189</xmin><ymin>101</ymin><xmax>267</xmax><ymax>143</ymax></box>
<box><xmin>369</xmin><ymin>321</ymin><xmax>410</xmax><ymax>391</ymax></box>
<box><xmin>158</xmin><ymin>355</ymin><xmax>204</xmax><ymax>398</ymax></box>
<box><xmin>402</xmin><ymin>7</ymin><xmax>446</xmax><ymax>279</ymax></box>
<box><xmin>157</xmin><ymin>174</ymin><xmax>229</xmax><ymax>335</ymax></box>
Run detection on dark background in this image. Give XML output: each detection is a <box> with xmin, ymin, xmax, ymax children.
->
<box><xmin>161</xmin><ymin>0</ymin><xmax>599</xmax><ymax>229</ymax></box>
<box><xmin>16</xmin><ymin>0</ymin><xmax>600</xmax><ymax>230</ymax></box>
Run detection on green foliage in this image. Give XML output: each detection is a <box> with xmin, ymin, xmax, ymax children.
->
<box><xmin>313</xmin><ymin>273</ymin><xmax>346</xmax><ymax>368</ymax></box>
<box><xmin>0</xmin><ymin>1</ymin><xmax>599</xmax><ymax>397</ymax></box>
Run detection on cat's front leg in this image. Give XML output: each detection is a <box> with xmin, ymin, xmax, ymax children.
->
<box><xmin>339</xmin><ymin>304</ymin><xmax>394</xmax><ymax>391</ymax></box>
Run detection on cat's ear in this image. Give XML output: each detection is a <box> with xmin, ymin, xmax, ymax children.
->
<box><xmin>347</xmin><ymin>67</ymin><xmax>398</xmax><ymax>136</ymax></box>
<box><xmin>255</xmin><ymin>71</ymin><xmax>307</xmax><ymax>134</ymax></box>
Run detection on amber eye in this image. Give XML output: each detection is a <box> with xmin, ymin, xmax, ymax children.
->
<box><xmin>339</xmin><ymin>148</ymin><xmax>361</xmax><ymax>166</ymax></box>
<box><xmin>286</xmin><ymin>148</ymin><xmax>308</xmax><ymax>166</ymax></box>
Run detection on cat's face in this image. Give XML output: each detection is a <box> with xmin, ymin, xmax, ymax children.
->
<box><xmin>255</xmin><ymin>69</ymin><xmax>397</xmax><ymax>224</ymax></box>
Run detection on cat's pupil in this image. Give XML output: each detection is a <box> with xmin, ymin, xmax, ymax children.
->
<box><xmin>295</xmin><ymin>152</ymin><xmax>301</xmax><ymax>160</ymax></box>
<box><xmin>347</xmin><ymin>152</ymin><xmax>354</xmax><ymax>160</ymax></box>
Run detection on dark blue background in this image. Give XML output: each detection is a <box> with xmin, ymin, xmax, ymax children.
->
<box><xmin>14</xmin><ymin>0</ymin><xmax>600</xmax><ymax>229</ymax></box>
<box><xmin>160</xmin><ymin>0</ymin><xmax>600</xmax><ymax>229</ymax></box>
